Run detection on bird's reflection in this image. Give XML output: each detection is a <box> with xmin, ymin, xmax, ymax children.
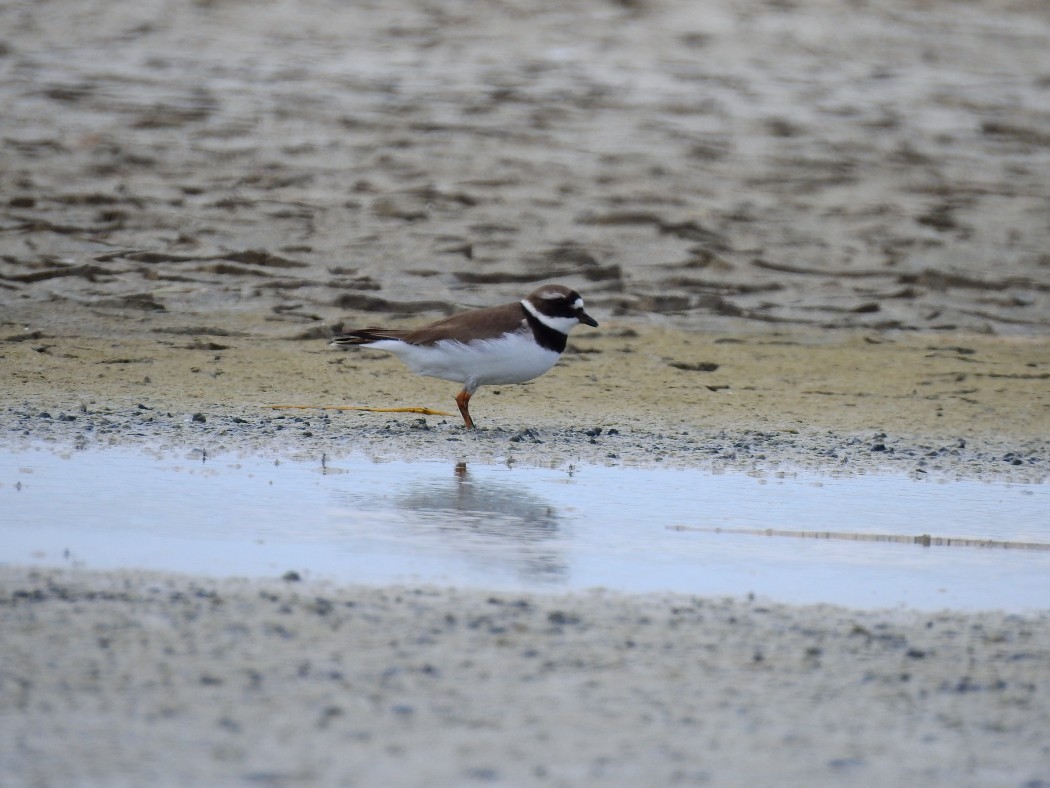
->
<box><xmin>330</xmin><ymin>461</ymin><xmax>569</xmax><ymax>584</ymax></box>
<box><xmin>393</xmin><ymin>462</ymin><xmax>568</xmax><ymax>583</ymax></box>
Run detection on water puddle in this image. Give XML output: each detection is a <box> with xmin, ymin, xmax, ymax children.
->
<box><xmin>2</xmin><ymin>446</ymin><xmax>1048</xmax><ymax>611</ymax></box>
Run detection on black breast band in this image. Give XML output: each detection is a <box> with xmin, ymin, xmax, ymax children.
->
<box><xmin>521</xmin><ymin>304</ymin><xmax>568</xmax><ymax>353</ymax></box>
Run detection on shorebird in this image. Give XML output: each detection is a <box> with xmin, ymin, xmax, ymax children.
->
<box><xmin>330</xmin><ymin>284</ymin><xmax>599</xmax><ymax>428</ymax></box>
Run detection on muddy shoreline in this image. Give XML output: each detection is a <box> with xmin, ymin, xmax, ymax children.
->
<box><xmin>4</xmin><ymin>328</ymin><xmax>1048</xmax><ymax>481</ymax></box>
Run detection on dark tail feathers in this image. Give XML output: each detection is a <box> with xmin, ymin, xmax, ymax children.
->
<box><xmin>330</xmin><ymin>328</ymin><xmax>408</xmax><ymax>346</ymax></box>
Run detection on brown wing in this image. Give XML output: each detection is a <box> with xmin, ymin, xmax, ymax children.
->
<box><xmin>402</xmin><ymin>302</ymin><xmax>527</xmax><ymax>346</ymax></box>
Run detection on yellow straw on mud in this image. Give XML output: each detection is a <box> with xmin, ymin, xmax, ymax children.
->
<box><xmin>268</xmin><ymin>404</ymin><xmax>454</xmax><ymax>416</ymax></box>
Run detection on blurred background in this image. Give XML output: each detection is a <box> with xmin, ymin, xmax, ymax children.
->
<box><xmin>2</xmin><ymin>0</ymin><xmax>1049</xmax><ymax>336</ymax></box>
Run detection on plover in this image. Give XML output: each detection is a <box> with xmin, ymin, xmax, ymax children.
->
<box><xmin>330</xmin><ymin>284</ymin><xmax>599</xmax><ymax>428</ymax></box>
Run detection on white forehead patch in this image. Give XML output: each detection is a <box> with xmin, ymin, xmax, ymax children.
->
<box><xmin>572</xmin><ymin>297</ymin><xmax>584</xmax><ymax>310</ymax></box>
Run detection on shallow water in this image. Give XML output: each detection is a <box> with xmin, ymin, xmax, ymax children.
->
<box><xmin>2</xmin><ymin>446</ymin><xmax>1047</xmax><ymax>611</ymax></box>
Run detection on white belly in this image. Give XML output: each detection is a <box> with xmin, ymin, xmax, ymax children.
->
<box><xmin>373</xmin><ymin>332</ymin><xmax>561</xmax><ymax>389</ymax></box>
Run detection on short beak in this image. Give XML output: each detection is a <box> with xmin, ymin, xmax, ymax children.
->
<box><xmin>577</xmin><ymin>310</ymin><xmax>599</xmax><ymax>328</ymax></box>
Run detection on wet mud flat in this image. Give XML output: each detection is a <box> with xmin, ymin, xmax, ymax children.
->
<box><xmin>2</xmin><ymin>566</ymin><xmax>1050</xmax><ymax>786</ymax></box>
<box><xmin>2</xmin><ymin>0</ymin><xmax>1050</xmax><ymax>340</ymax></box>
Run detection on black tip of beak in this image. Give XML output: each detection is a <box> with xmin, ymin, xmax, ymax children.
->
<box><xmin>579</xmin><ymin>311</ymin><xmax>599</xmax><ymax>328</ymax></box>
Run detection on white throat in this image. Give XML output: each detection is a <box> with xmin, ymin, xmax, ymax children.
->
<box><xmin>521</xmin><ymin>298</ymin><xmax>577</xmax><ymax>335</ymax></box>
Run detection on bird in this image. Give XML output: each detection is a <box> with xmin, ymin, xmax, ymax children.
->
<box><xmin>330</xmin><ymin>284</ymin><xmax>599</xmax><ymax>429</ymax></box>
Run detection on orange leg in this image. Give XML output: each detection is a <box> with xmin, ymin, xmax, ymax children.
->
<box><xmin>455</xmin><ymin>389</ymin><xmax>475</xmax><ymax>429</ymax></box>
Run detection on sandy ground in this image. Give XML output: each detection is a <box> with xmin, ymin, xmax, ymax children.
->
<box><xmin>3</xmin><ymin>566</ymin><xmax>1050</xmax><ymax>787</ymax></box>
<box><xmin>2</xmin><ymin>0</ymin><xmax>1050</xmax><ymax>784</ymax></box>
<box><xmin>3</xmin><ymin>328</ymin><xmax>1050</xmax><ymax>480</ymax></box>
